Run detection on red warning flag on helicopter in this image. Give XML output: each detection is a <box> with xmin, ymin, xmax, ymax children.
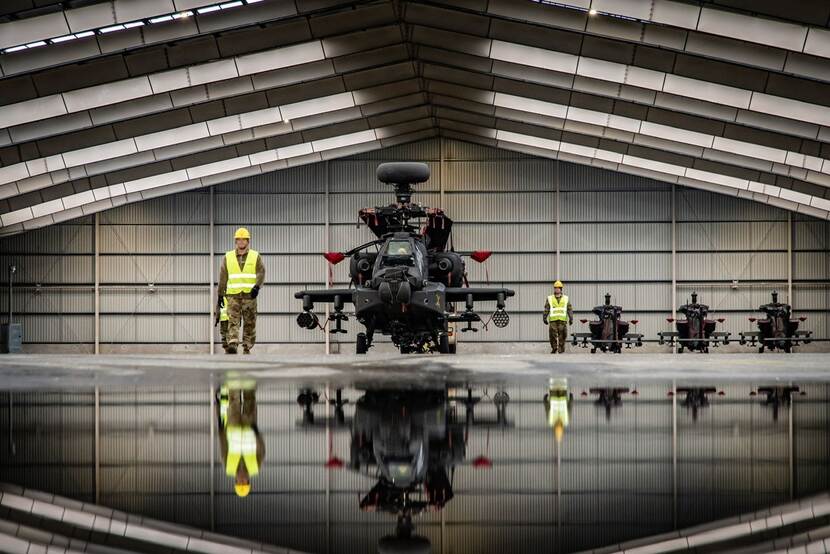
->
<box><xmin>470</xmin><ymin>250</ymin><xmax>492</xmax><ymax>263</ymax></box>
<box><xmin>323</xmin><ymin>252</ymin><xmax>345</xmax><ymax>264</ymax></box>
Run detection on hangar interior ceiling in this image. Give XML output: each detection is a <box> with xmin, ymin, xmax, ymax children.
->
<box><xmin>0</xmin><ymin>137</ymin><xmax>828</xmax><ymax>351</ymax></box>
<box><xmin>2</xmin><ymin>0</ymin><xmax>830</xmax><ymax>235</ymax></box>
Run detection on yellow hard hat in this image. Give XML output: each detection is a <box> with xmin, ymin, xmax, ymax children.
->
<box><xmin>553</xmin><ymin>280</ymin><xmax>564</xmax><ymax>288</ymax></box>
<box><xmin>234</xmin><ymin>227</ymin><xmax>251</xmax><ymax>240</ymax></box>
<box><xmin>234</xmin><ymin>483</ymin><xmax>251</xmax><ymax>497</ymax></box>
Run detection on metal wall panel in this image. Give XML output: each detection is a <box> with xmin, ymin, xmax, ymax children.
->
<box><xmin>214</xmin><ymin>224</ymin><xmax>325</xmax><ymax>254</ymax></box>
<box><xmin>11</xmin><ymin>288</ymin><xmax>94</xmax><ymax>314</ymax></box>
<box><xmin>560</xmin><ymin>162</ymin><xmax>671</xmax><ymax>192</ymax></box>
<box><xmin>18</xmin><ymin>313</ymin><xmax>94</xmax><ymax>343</ymax></box>
<box><xmin>561</xmin><ymin>223</ymin><xmax>671</xmax><ymax>251</ymax></box>
<box><xmin>444</xmin><ymin>160</ymin><xmax>555</xmax><ymax>191</ymax></box>
<box><xmin>214</xmin><ymin>164</ymin><xmax>328</xmax><ymax>194</ymax></box>
<box><xmin>0</xmin><ymin>223</ymin><xmax>93</xmax><ymax>254</ymax></box>
<box><xmin>794</xmin><ymin>252</ymin><xmax>829</xmax><ymax>280</ymax></box>
<box><xmin>561</xmin><ymin>190</ymin><xmax>671</xmax><ymax>222</ymax></box>
<box><xmin>215</xmin><ymin>193</ymin><xmax>326</xmax><ymax>224</ymax></box>
<box><xmin>445</xmin><ymin>192</ymin><xmax>555</xmax><ymax>222</ymax></box>
<box><xmin>452</xmin><ymin>223</ymin><xmax>555</xmax><ymax>251</ymax></box>
<box><xmin>101</xmin><ymin>225</ymin><xmax>210</xmax><ymax>254</ymax></box>
<box><xmin>350</xmin><ymin>136</ymin><xmax>440</xmax><ymax>160</ymax></box>
<box><xmin>793</xmin><ymin>220</ymin><xmax>829</xmax><ymax>250</ymax></box>
<box><xmin>676</xmin><ymin>221</ymin><xmax>788</xmax><ymax>251</ymax></box>
<box><xmin>100</xmin><ymin>255</ymin><xmax>210</xmax><ymax>284</ymax></box>
<box><xmin>676</xmin><ymin>188</ymin><xmax>788</xmax><ymax>222</ymax></box>
<box><xmin>0</xmin><ymin>254</ymin><xmax>93</xmax><ymax>283</ymax></box>
<box><xmin>101</xmin><ymin>193</ymin><xmax>210</xmax><ymax>224</ymax></box>
<box><xmin>560</xmin><ymin>252</ymin><xmax>672</xmax><ymax>281</ymax></box>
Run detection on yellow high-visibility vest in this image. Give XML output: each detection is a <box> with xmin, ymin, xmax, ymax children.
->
<box><xmin>225</xmin><ymin>250</ymin><xmax>259</xmax><ymax>295</ymax></box>
<box><xmin>547</xmin><ymin>294</ymin><xmax>569</xmax><ymax>322</ymax></box>
<box><xmin>219</xmin><ymin>300</ymin><xmax>228</xmax><ymax>322</ymax></box>
<box><xmin>225</xmin><ymin>425</ymin><xmax>259</xmax><ymax>476</ymax></box>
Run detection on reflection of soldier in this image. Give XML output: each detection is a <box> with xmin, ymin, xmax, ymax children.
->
<box><xmin>216</xmin><ymin>381</ymin><xmax>265</xmax><ymax>497</ymax></box>
<box><xmin>544</xmin><ymin>379</ymin><xmax>571</xmax><ymax>443</ymax></box>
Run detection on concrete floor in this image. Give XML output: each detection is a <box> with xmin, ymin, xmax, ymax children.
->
<box><xmin>0</xmin><ymin>353</ymin><xmax>827</xmax><ymax>389</ymax></box>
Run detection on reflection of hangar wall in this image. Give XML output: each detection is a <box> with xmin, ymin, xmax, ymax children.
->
<box><xmin>1</xmin><ymin>384</ymin><xmax>828</xmax><ymax>553</ymax></box>
<box><xmin>0</xmin><ymin>0</ymin><xmax>830</xmax><ymax>351</ymax></box>
<box><xmin>0</xmin><ymin>138</ymin><xmax>828</xmax><ymax>351</ymax></box>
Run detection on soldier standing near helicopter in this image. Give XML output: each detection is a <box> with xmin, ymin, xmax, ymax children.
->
<box><xmin>543</xmin><ymin>280</ymin><xmax>573</xmax><ymax>354</ymax></box>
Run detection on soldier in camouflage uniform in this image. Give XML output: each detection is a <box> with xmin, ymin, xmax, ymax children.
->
<box><xmin>218</xmin><ymin>228</ymin><xmax>265</xmax><ymax>354</ymax></box>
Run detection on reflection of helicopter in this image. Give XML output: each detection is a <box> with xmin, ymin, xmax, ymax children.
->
<box><xmin>296</xmin><ymin>388</ymin><xmax>348</xmax><ymax>426</ymax></box>
<box><xmin>739</xmin><ymin>291</ymin><xmax>812</xmax><ymax>353</ymax></box>
<box><xmin>676</xmin><ymin>387</ymin><xmax>717</xmax><ymax>421</ymax></box>
<box><xmin>589</xmin><ymin>387</ymin><xmax>630</xmax><ymax>420</ymax></box>
<box><xmin>349</xmin><ymin>387</ymin><xmax>505</xmax><ymax>551</ymax></box>
<box><xmin>295</xmin><ymin>162</ymin><xmax>514</xmax><ymax>354</ymax></box>
<box><xmin>753</xmin><ymin>385</ymin><xmax>802</xmax><ymax>421</ymax></box>
<box><xmin>659</xmin><ymin>292</ymin><xmax>730</xmax><ymax>352</ymax></box>
<box><xmin>350</xmin><ymin>390</ymin><xmax>464</xmax><ymax>518</ymax></box>
<box><xmin>572</xmin><ymin>293</ymin><xmax>643</xmax><ymax>353</ymax></box>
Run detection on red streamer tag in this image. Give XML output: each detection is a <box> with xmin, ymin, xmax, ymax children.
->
<box><xmin>470</xmin><ymin>250</ymin><xmax>492</xmax><ymax>263</ymax></box>
<box><xmin>323</xmin><ymin>252</ymin><xmax>345</xmax><ymax>264</ymax></box>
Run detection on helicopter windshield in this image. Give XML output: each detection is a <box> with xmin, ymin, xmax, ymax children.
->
<box><xmin>387</xmin><ymin>240</ymin><xmax>412</xmax><ymax>256</ymax></box>
<box><xmin>381</xmin><ymin>240</ymin><xmax>414</xmax><ymax>267</ymax></box>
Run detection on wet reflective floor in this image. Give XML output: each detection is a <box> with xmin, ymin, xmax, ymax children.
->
<box><xmin>1</xmin><ymin>361</ymin><xmax>829</xmax><ymax>553</ymax></box>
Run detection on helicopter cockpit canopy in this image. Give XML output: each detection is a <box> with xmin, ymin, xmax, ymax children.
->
<box><xmin>379</xmin><ymin>237</ymin><xmax>427</xmax><ymax>272</ymax></box>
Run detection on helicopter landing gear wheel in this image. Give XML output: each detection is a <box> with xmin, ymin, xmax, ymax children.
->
<box><xmin>758</xmin><ymin>346</ymin><xmax>765</xmax><ymax>354</ymax></box>
<box><xmin>356</xmin><ymin>333</ymin><xmax>368</xmax><ymax>355</ymax></box>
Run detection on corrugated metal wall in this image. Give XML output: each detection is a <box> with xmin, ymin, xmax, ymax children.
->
<box><xmin>0</xmin><ymin>137</ymin><xmax>827</xmax><ymax>350</ymax></box>
<box><xmin>1</xmin><ymin>383</ymin><xmax>826</xmax><ymax>554</ymax></box>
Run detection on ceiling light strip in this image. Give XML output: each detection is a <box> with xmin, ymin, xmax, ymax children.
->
<box><xmin>1</xmin><ymin>0</ymin><xmax>258</xmax><ymax>54</ymax></box>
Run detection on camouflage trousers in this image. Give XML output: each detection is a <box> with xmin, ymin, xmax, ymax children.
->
<box><xmin>220</xmin><ymin>321</ymin><xmax>229</xmax><ymax>350</ymax></box>
<box><xmin>226</xmin><ymin>295</ymin><xmax>257</xmax><ymax>352</ymax></box>
<box><xmin>549</xmin><ymin>321</ymin><xmax>568</xmax><ymax>353</ymax></box>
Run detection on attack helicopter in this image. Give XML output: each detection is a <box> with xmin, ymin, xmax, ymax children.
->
<box><xmin>658</xmin><ymin>292</ymin><xmax>730</xmax><ymax>352</ymax></box>
<box><xmin>739</xmin><ymin>291</ymin><xmax>812</xmax><ymax>352</ymax></box>
<box><xmin>295</xmin><ymin>162</ymin><xmax>514</xmax><ymax>354</ymax></box>
<box><xmin>571</xmin><ymin>293</ymin><xmax>643</xmax><ymax>353</ymax></box>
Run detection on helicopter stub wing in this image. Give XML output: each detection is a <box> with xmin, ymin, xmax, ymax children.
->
<box><xmin>445</xmin><ymin>287</ymin><xmax>515</xmax><ymax>302</ymax></box>
<box><xmin>294</xmin><ymin>288</ymin><xmax>355</xmax><ymax>305</ymax></box>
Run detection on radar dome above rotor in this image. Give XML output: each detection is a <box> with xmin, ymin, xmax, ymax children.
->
<box><xmin>376</xmin><ymin>162</ymin><xmax>430</xmax><ymax>185</ymax></box>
